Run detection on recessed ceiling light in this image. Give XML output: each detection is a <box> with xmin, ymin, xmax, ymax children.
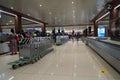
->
<box><xmin>10</xmin><ymin>7</ymin><xmax>14</xmax><ymax>9</ymax></box>
<box><xmin>72</xmin><ymin>1</ymin><xmax>74</xmax><ymax>4</ymax></box>
<box><xmin>9</xmin><ymin>20</ymin><xmax>13</xmax><ymax>23</ymax></box>
<box><xmin>49</xmin><ymin>12</ymin><xmax>52</xmax><ymax>15</ymax></box>
<box><xmin>27</xmin><ymin>14</ymin><xmax>30</xmax><ymax>16</ymax></box>
<box><xmin>6</xmin><ymin>23</ymin><xmax>9</xmax><ymax>25</ymax></box>
<box><xmin>40</xmin><ymin>4</ymin><xmax>42</xmax><ymax>7</ymax></box>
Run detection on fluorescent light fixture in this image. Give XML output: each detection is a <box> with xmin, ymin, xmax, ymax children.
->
<box><xmin>0</xmin><ymin>9</ymin><xmax>16</xmax><ymax>16</ymax></box>
<box><xmin>96</xmin><ymin>12</ymin><xmax>110</xmax><ymax>22</ymax></box>
<box><xmin>9</xmin><ymin>76</ymin><xmax>14</xmax><ymax>80</ymax></box>
<box><xmin>22</xmin><ymin>17</ymin><xmax>42</xmax><ymax>24</ymax></box>
<box><xmin>0</xmin><ymin>10</ymin><xmax>1</xmax><ymax>18</ymax></box>
<box><xmin>114</xmin><ymin>4</ymin><xmax>120</xmax><ymax>10</ymax></box>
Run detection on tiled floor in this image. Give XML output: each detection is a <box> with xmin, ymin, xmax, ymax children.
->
<box><xmin>0</xmin><ymin>40</ymin><xmax>120</xmax><ymax>80</ymax></box>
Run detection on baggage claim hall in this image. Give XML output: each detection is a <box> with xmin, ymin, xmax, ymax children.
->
<box><xmin>0</xmin><ymin>0</ymin><xmax>120</xmax><ymax>80</ymax></box>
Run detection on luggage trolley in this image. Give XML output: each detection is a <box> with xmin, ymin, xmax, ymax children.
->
<box><xmin>8</xmin><ymin>38</ymin><xmax>32</xmax><ymax>69</ymax></box>
<box><xmin>39</xmin><ymin>37</ymin><xmax>53</xmax><ymax>57</ymax></box>
<box><xmin>8</xmin><ymin>37</ymin><xmax>53</xmax><ymax>69</ymax></box>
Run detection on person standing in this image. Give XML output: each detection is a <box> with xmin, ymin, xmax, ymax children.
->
<box><xmin>71</xmin><ymin>30</ymin><xmax>75</xmax><ymax>42</ymax></box>
<box><xmin>76</xmin><ymin>32</ymin><xmax>80</xmax><ymax>41</ymax></box>
<box><xmin>9</xmin><ymin>29</ymin><xmax>18</xmax><ymax>55</ymax></box>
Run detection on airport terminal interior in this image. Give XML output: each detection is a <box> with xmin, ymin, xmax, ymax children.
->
<box><xmin>0</xmin><ymin>0</ymin><xmax>120</xmax><ymax>80</ymax></box>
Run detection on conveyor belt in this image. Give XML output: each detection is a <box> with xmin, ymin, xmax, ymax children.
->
<box><xmin>85</xmin><ymin>37</ymin><xmax>120</xmax><ymax>73</ymax></box>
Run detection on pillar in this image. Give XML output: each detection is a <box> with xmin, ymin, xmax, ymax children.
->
<box><xmin>0</xmin><ymin>23</ymin><xmax>2</xmax><ymax>32</ymax></box>
<box><xmin>0</xmin><ymin>26</ymin><xmax>2</xmax><ymax>32</ymax></box>
<box><xmin>110</xmin><ymin>8</ymin><xmax>119</xmax><ymax>39</ymax></box>
<box><xmin>14</xmin><ymin>15</ymin><xmax>22</xmax><ymax>34</ymax></box>
<box><xmin>41</xmin><ymin>23</ymin><xmax>46</xmax><ymax>36</ymax></box>
<box><xmin>94</xmin><ymin>21</ymin><xmax>98</xmax><ymax>37</ymax></box>
<box><xmin>0</xmin><ymin>17</ymin><xmax>2</xmax><ymax>32</ymax></box>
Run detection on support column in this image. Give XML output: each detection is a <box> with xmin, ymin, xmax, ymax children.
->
<box><xmin>0</xmin><ymin>18</ymin><xmax>2</xmax><ymax>32</ymax></box>
<box><xmin>0</xmin><ymin>24</ymin><xmax>2</xmax><ymax>32</ymax></box>
<box><xmin>41</xmin><ymin>23</ymin><xmax>46</xmax><ymax>36</ymax></box>
<box><xmin>110</xmin><ymin>9</ymin><xmax>119</xmax><ymax>39</ymax></box>
<box><xmin>94</xmin><ymin>21</ymin><xmax>98</xmax><ymax>37</ymax></box>
<box><xmin>0</xmin><ymin>26</ymin><xmax>2</xmax><ymax>32</ymax></box>
<box><xmin>14</xmin><ymin>15</ymin><xmax>22</xmax><ymax>34</ymax></box>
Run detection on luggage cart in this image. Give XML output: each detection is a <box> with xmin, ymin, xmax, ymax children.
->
<box><xmin>8</xmin><ymin>37</ymin><xmax>53</xmax><ymax>69</ymax></box>
<box><xmin>56</xmin><ymin>36</ymin><xmax>69</xmax><ymax>46</ymax></box>
<box><xmin>8</xmin><ymin>38</ymin><xmax>34</xmax><ymax>69</ymax></box>
<box><xmin>56</xmin><ymin>36</ymin><xmax>62</xmax><ymax>45</ymax></box>
<box><xmin>39</xmin><ymin>37</ymin><xmax>53</xmax><ymax>57</ymax></box>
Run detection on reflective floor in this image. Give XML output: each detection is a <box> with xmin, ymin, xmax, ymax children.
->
<box><xmin>0</xmin><ymin>40</ymin><xmax>120</xmax><ymax>80</ymax></box>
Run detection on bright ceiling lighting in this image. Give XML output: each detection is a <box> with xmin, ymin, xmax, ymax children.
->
<box><xmin>22</xmin><ymin>17</ymin><xmax>42</xmax><ymax>25</ymax></box>
<box><xmin>9</xmin><ymin>20</ymin><xmax>13</xmax><ymax>23</ymax></box>
<box><xmin>49</xmin><ymin>12</ymin><xmax>52</xmax><ymax>15</ymax></box>
<box><xmin>0</xmin><ymin>10</ymin><xmax>1</xmax><ymax>18</ymax></box>
<box><xmin>40</xmin><ymin>4</ymin><xmax>42</xmax><ymax>7</ymax></box>
<box><xmin>27</xmin><ymin>14</ymin><xmax>30</xmax><ymax>16</ymax></box>
<box><xmin>0</xmin><ymin>9</ymin><xmax>16</xmax><ymax>16</ymax></box>
<box><xmin>72</xmin><ymin>1</ymin><xmax>74</xmax><ymax>4</ymax></box>
<box><xmin>114</xmin><ymin>4</ymin><xmax>120</xmax><ymax>10</ymax></box>
<box><xmin>9</xmin><ymin>76</ymin><xmax>14</xmax><ymax>80</ymax></box>
<box><xmin>96</xmin><ymin>12</ymin><xmax>110</xmax><ymax>22</ymax></box>
<box><xmin>10</xmin><ymin>7</ymin><xmax>14</xmax><ymax>9</ymax></box>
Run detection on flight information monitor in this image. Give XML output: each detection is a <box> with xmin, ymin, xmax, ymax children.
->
<box><xmin>98</xmin><ymin>27</ymin><xmax>106</xmax><ymax>38</ymax></box>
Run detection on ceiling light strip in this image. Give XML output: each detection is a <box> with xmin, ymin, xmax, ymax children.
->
<box><xmin>9</xmin><ymin>76</ymin><xmax>14</xmax><ymax>80</ymax></box>
<box><xmin>96</xmin><ymin>12</ymin><xmax>110</xmax><ymax>22</ymax></box>
<box><xmin>0</xmin><ymin>9</ymin><xmax>16</xmax><ymax>16</ymax></box>
<box><xmin>114</xmin><ymin>4</ymin><xmax>120</xmax><ymax>10</ymax></box>
<box><xmin>22</xmin><ymin>17</ymin><xmax>42</xmax><ymax>24</ymax></box>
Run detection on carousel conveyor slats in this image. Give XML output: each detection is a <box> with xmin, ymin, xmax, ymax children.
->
<box><xmin>85</xmin><ymin>37</ymin><xmax>120</xmax><ymax>73</ymax></box>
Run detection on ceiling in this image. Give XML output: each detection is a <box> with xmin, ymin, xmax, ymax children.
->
<box><xmin>0</xmin><ymin>0</ymin><xmax>112</xmax><ymax>27</ymax></box>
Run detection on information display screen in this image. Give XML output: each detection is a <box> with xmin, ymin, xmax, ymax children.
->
<box><xmin>98</xmin><ymin>27</ymin><xmax>106</xmax><ymax>37</ymax></box>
